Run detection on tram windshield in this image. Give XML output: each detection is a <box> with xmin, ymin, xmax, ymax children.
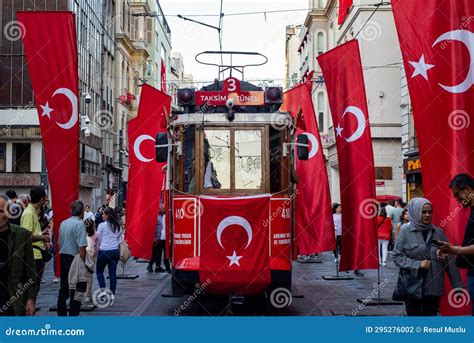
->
<box><xmin>175</xmin><ymin>125</ymin><xmax>278</xmax><ymax>195</ymax></box>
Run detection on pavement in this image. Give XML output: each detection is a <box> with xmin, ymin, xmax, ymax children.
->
<box><xmin>35</xmin><ymin>252</ymin><xmax>406</xmax><ymax>316</ymax></box>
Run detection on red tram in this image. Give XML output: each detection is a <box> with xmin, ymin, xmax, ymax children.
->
<box><xmin>155</xmin><ymin>52</ymin><xmax>309</xmax><ymax>298</ymax></box>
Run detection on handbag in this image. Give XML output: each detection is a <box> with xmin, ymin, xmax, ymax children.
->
<box><xmin>392</xmin><ymin>268</ymin><xmax>424</xmax><ymax>301</ymax></box>
<box><xmin>33</xmin><ymin>246</ymin><xmax>52</xmax><ymax>263</ymax></box>
<box><xmin>119</xmin><ymin>240</ymin><xmax>131</xmax><ymax>262</ymax></box>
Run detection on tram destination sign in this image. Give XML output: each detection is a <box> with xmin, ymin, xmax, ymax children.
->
<box><xmin>195</xmin><ymin>77</ymin><xmax>264</xmax><ymax>106</ymax></box>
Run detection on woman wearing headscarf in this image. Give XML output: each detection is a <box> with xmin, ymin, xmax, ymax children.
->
<box><xmin>393</xmin><ymin>198</ymin><xmax>464</xmax><ymax>316</ymax></box>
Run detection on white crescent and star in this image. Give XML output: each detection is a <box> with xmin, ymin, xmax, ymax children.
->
<box><xmin>216</xmin><ymin>216</ymin><xmax>253</xmax><ymax>267</ymax></box>
<box><xmin>409</xmin><ymin>29</ymin><xmax>474</xmax><ymax>94</ymax></box>
<box><xmin>40</xmin><ymin>87</ymin><xmax>78</xmax><ymax>130</ymax></box>
<box><xmin>302</xmin><ymin>133</ymin><xmax>319</xmax><ymax>159</ymax></box>
<box><xmin>336</xmin><ymin>106</ymin><xmax>366</xmax><ymax>143</ymax></box>
<box><xmin>133</xmin><ymin>134</ymin><xmax>155</xmax><ymax>163</ymax></box>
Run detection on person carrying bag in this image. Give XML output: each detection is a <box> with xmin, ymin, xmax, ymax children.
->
<box><xmin>392</xmin><ymin>198</ymin><xmax>464</xmax><ymax>316</ymax></box>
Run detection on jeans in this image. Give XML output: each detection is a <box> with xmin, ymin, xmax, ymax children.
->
<box><xmin>57</xmin><ymin>254</ymin><xmax>83</xmax><ymax>316</ymax></box>
<box><xmin>378</xmin><ymin>240</ymin><xmax>389</xmax><ymax>264</ymax></box>
<box><xmin>468</xmin><ymin>275</ymin><xmax>474</xmax><ymax>316</ymax></box>
<box><xmin>333</xmin><ymin>235</ymin><xmax>342</xmax><ymax>259</ymax></box>
<box><xmin>96</xmin><ymin>249</ymin><xmax>119</xmax><ymax>294</ymax></box>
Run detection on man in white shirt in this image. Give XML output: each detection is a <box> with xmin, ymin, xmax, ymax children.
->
<box><xmin>83</xmin><ymin>205</ymin><xmax>95</xmax><ymax>222</ymax></box>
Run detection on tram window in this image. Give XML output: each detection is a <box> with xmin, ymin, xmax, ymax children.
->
<box><xmin>182</xmin><ymin>126</ymin><xmax>196</xmax><ymax>193</ymax></box>
<box><xmin>269</xmin><ymin>128</ymin><xmax>282</xmax><ymax>192</ymax></box>
<box><xmin>204</xmin><ymin>129</ymin><xmax>230</xmax><ymax>189</ymax></box>
<box><xmin>235</xmin><ymin>130</ymin><xmax>262</xmax><ymax>190</ymax></box>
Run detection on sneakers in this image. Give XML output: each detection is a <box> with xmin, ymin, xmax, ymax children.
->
<box><xmin>354</xmin><ymin>270</ymin><xmax>364</xmax><ymax>277</ymax></box>
<box><xmin>146</xmin><ymin>265</ymin><xmax>153</xmax><ymax>273</ymax></box>
<box><xmin>53</xmin><ymin>277</ymin><xmax>60</xmax><ymax>283</ymax></box>
<box><xmin>85</xmin><ymin>297</ymin><xmax>92</xmax><ymax>303</ymax></box>
<box><xmin>382</xmin><ymin>262</ymin><xmax>386</xmax><ymax>267</ymax></box>
<box><xmin>155</xmin><ymin>267</ymin><xmax>166</xmax><ymax>273</ymax></box>
<box><xmin>334</xmin><ymin>258</ymin><xmax>338</xmax><ymax>263</ymax></box>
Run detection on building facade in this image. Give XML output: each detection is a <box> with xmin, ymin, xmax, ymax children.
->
<box><xmin>284</xmin><ymin>24</ymin><xmax>302</xmax><ymax>90</ymax></box>
<box><xmin>0</xmin><ymin>0</ymin><xmax>116</xmax><ymax>210</ymax></box>
<box><xmin>298</xmin><ymin>0</ymin><xmax>403</xmax><ymax>202</ymax></box>
<box><xmin>401</xmin><ymin>64</ymin><xmax>422</xmax><ymax>202</ymax></box>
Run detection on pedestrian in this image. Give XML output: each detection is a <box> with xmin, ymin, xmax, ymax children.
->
<box><xmin>394</xmin><ymin>208</ymin><xmax>409</xmax><ymax>241</ymax></box>
<box><xmin>95</xmin><ymin>204</ymin><xmax>106</xmax><ymax>228</ymax></box>
<box><xmin>84</xmin><ymin>205</ymin><xmax>95</xmax><ymax>222</ymax></box>
<box><xmin>0</xmin><ymin>195</ymin><xmax>37</xmax><ymax>316</ymax></box>
<box><xmin>96</xmin><ymin>206</ymin><xmax>124</xmax><ymax>295</ymax></box>
<box><xmin>20</xmin><ymin>187</ymin><xmax>49</xmax><ymax>294</ymax></box>
<box><xmin>84</xmin><ymin>218</ymin><xmax>97</xmax><ymax>303</ymax></box>
<box><xmin>17</xmin><ymin>194</ymin><xmax>30</xmax><ymax>208</ymax></box>
<box><xmin>5</xmin><ymin>189</ymin><xmax>21</xmax><ymax>226</ymax></box>
<box><xmin>388</xmin><ymin>199</ymin><xmax>404</xmax><ymax>252</ymax></box>
<box><xmin>332</xmin><ymin>203</ymin><xmax>342</xmax><ymax>263</ymax></box>
<box><xmin>147</xmin><ymin>204</ymin><xmax>171</xmax><ymax>273</ymax></box>
<box><xmin>438</xmin><ymin>174</ymin><xmax>474</xmax><ymax>316</ymax></box>
<box><xmin>57</xmin><ymin>201</ymin><xmax>87</xmax><ymax>316</ymax></box>
<box><xmin>377</xmin><ymin>207</ymin><xmax>392</xmax><ymax>267</ymax></box>
<box><xmin>393</xmin><ymin>197</ymin><xmax>464</xmax><ymax>316</ymax></box>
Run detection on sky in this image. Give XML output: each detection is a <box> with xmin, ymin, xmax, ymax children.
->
<box><xmin>160</xmin><ymin>0</ymin><xmax>308</xmax><ymax>87</ymax></box>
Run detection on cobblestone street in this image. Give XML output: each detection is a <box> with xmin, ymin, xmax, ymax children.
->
<box><xmin>36</xmin><ymin>252</ymin><xmax>406</xmax><ymax>316</ymax></box>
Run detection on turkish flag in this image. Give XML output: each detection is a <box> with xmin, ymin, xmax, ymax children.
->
<box><xmin>199</xmin><ymin>195</ymin><xmax>271</xmax><ymax>295</ymax></box>
<box><xmin>17</xmin><ymin>12</ymin><xmax>79</xmax><ymax>276</ymax></box>
<box><xmin>317</xmin><ymin>40</ymin><xmax>379</xmax><ymax>271</ymax></box>
<box><xmin>161</xmin><ymin>58</ymin><xmax>167</xmax><ymax>93</ymax></box>
<box><xmin>125</xmin><ymin>84</ymin><xmax>170</xmax><ymax>259</ymax></box>
<box><xmin>281</xmin><ymin>80</ymin><xmax>336</xmax><ymax>255</ymax></box>
<box><xmin>338</xmin><ymin>0</ymin><xmax>353</xmax><ymax>25</ymax></box>
<box><xmin>392</xmin><ymin>0</ymin><xmax>473</xmax><ymax>315</ymax></box>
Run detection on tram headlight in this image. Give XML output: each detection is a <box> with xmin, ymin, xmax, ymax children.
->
<box><xmin>265</xmin><ymin>87</ymin><xmax>283</xmax><ymax>104</ymax></box>
<box><xmin>177</xmin><ymin>88</ymin><xmax>195</xmax><ymax>106</ymax></box>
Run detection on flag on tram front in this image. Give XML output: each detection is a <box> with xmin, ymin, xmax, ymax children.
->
<box><xmin>317</xmin><ymin>40</ymin><xmax>379</xmax><ymax>271</ymax></box>
<box><xmin>281</xmin><ymin>80</ymin><xmax>336</xmax><ymax>255</ymax></box>
<box><xmin>125</xmin><ymin>84</ymin><xmax>170</xmax><ymax>259</ymax></box>
<box><xmin>199</xmin><ymin>195</ymin><xmax>271</xmax><ymax>294</ymax></box>
<box><xmin>17</xmin><ymin>12</ymin><xmax>80</xmax><ymax>276</ymax></box>
<box><xmin>392</xmin><ymin>0</ymin><xmax>473</xmax><ymax>315</ymax></box>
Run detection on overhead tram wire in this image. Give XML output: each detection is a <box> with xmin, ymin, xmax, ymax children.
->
<box><xmin>165</xmin><ymin>2</ymin><xmax>392</xmax><ymax>18</ymax></box>
<box><xmin>354</xmin><ymin>1</ymin><xmax>389</xmax><ymax>39</ymax></box>
<box><xmin>218</xmin><ymin>0</ymin><xmax>224</xmax><ymax>67</ymax></box>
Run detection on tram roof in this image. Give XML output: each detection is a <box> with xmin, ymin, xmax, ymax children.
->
<box><xmin>170</xmin><ymin>112</ymin><xmax>293</xmax><ymax>127</ymax></box>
